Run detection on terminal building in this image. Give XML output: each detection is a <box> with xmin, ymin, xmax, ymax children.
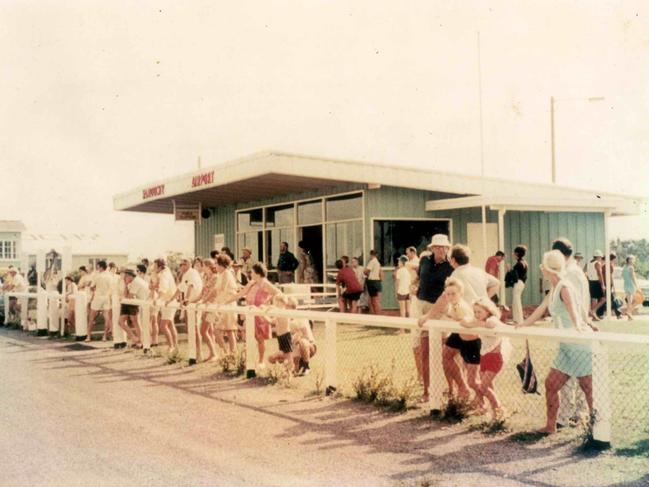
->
<box><xmin>113</xmin><ymin>151</ymin><xmax>644</xmax><ymax>309</ymax></box>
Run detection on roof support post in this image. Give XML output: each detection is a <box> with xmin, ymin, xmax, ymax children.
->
<box><xmin>481</xmin><ymin>204</ymin><xmax>488</xmax><ymax>269</ymax></box>
<box><xmin>604</xmin><ymin>210</ymin><xmax>612</xmax><ymax>320</ymax></box>
<box><xmin>498</xmin><ymin>208</ymin><xmax>507</xmax><ymax>307</ymax></box>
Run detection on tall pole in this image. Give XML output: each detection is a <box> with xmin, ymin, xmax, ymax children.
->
<box><xmin>477</xmin><ymin>32</ymin><xmax>488</xmax><ymax>264</ymax></box>
<box><xmin>550</xmin><ymin>96</ymin><xmax>556</xmax><ymax>184</ymax></box>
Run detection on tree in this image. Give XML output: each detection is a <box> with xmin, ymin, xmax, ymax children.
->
<box><xmin>611</xmin><ymin>238</ymin><xmax>649</xmax><ymax>278</ymax></box>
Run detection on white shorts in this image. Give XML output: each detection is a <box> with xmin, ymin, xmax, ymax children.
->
<box><xmin>160</xmin><ymin>301</ymin><xmax>178</xmax><ymax>322</ymax></box>
<box><xmin>91</xmin><ymin>295</ymin><xmax>111</xmax><ymax>312</ymax></box>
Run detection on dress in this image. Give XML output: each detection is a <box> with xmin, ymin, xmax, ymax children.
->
<box><xmin>216</xmin><ymin>271</ymin><xmax>239</xmax><ymax>331</ymax></box>
<box><xmin>622</xmin><ymin>266</ymin><xmax>636</xmax><ymax>295</ymax></box>
<box><xmin>246</xmin><ymin>282</ymin><xmax>271</xmax><ymax>340</ymax></box>
<box><xmin>550</xmin><ymin>280</ymin><xmax>592</xmax><ymax>377</ymax></box>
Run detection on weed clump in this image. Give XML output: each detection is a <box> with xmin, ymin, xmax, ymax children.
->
<box><xmin>218</xmin><ymin>349</ymin><xmax>246</xmax><ymax>376</ymax></box>
<box><xmin>352</xmin><ymin>362</ymin><xmax>418</xmax><ymax>412</ymax></box>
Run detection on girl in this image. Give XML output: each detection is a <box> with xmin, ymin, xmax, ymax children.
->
<box><xmin>395</xmin><ymin>255</ymin><xmax>411</xmax><ymax>318</ymax></box>
<box><xmin>214</xmin><ymin>254</ymin><xmax>240</xmax><ymax>355</ymax></box>
<box><xmin>511</xmin><ymin>245</ymin><xmax>528</xmax><ymax>324</ymax></box>
<box><xmin>461</xmin><ymin>297</ymin><xmax>511</xmax><ymax>419</ymax></box>
<box><xmin>198</xmin><ymin>259</ymin><xmax>219</xmax><ymax>362</ymax></box>
<box><xmin>518</xmin><ymin>250</ymin><xmax>593</xmax><ymax>435</ymax></box>
<box><xmin>623</xmin><ymin>256</ymin><xmax>640</xmax><ymax>321</ymax></box>
<box><xmin>63</xmin><ymin>275</ymin><xmax>78</xmax><ymax>335</ymax></box>
<box><xmin>267</xmin><ymin>295</ymin><xmax>297</xmax><ymax>374</ymax></box>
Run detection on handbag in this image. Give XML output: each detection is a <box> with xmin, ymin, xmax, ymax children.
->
<box><xmin>516</xmin><ymin>339</ymin><xmax>540</xmax><ymax>395</ymax></box>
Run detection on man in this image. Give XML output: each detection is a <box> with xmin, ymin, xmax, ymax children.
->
<box><xmin>119</xmin><ymin>269</ymin><xmax>144</xmax><ymax>347</ymax></box>
<box><xmin>237</xmin><ymin>247</ymin><xmax>255</xmax><ymax>284</ymax></box>
<box><xmin>155</xmin><ymin>258</ymin><xmax>179</xmax><ymax>352</ymax></box>
<box><xmin>443</xmin><ymin>244</ymin><xmax>500</xmax><ymax>400</ymax></box>
<box><xmin>414</xmin><ymin>234</ymin><xmax>453</xmax><ymax>403</ymax></box>
<box><xmin>485</xmin><ymin>250</ymin><xmax>505</xmax><ymax>279</ymax></box>
<box><xmin>3</xmin><ymin>266</ymin><xmax>28</xmax><ymax>323</ymax></box>
<box><xmin>519</xmin><ymin>238</ymin><xmax>595</xmax><ymax>428</ymax></box>
<box><xmin>86</xmin><ymin>260</ymin><xmax>113</xmax><ymax>342</ymax></box>
<box><xmin>175</xmin><ymin>259</ymin><xmax>203</xmax><ymax>306</ymax></box>
<box><xmin>586</xmin><ymin>250</ymin><xmax>606</xmax><ymax>321</ymax></box>
<box><xmin>364</xmin><ymin>250</ymin><xmax>383</xmax><ymax>315</ymax></box>
<box><xmin>277</xmin><ymin>241</ymin><xmax>299</xmax><ymax>284</ymax></box>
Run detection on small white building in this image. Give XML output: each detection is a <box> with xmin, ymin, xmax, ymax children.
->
<box><xmin>0</xmin><ymin>220</ymin><xmax>26</xmax><ymax>272</ymax></box>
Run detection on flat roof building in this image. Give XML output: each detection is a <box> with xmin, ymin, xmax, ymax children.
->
<box><xmin>114</xmin><ymin>151</ymin><xmax>645</xmax><ymax>309</ymax></box>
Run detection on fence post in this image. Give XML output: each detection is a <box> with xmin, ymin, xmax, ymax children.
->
<box><xmin>3</xmin><ymin>293</ymin><xmax>8</xmax><ymax>325</ymax></box>
<box><xmin>48</xmin><ymin>293</ymin><xmax>59</xmax><ymax>336</ymax></box>
<box><xmin>74</xmin><ymin>292</ymin><xmax>88</xmax><ymax>341</ymax></box>
<box><xmin>36</xmin><ymin>289</ymin><xmax>48</xmax><ymax>336</ymax></box>
<box><xmin>60</xmin><ymin>298</ymin><xmax>66</xmax><ymax>337</ymax></box>
<box><xmin>187</xmin><ymin>304</ymin><xmax>197</xmax><ymax>365</ymax></box>
<box><xmin>245</xmin><ymin>311</ymin><xmax>256</xmax><ymax>378</ymax></box>
<box><xmin>324</xmin><ymin>319</ymin><xmax>337</xmax><ymax>395</ymax></box>
<box><xmin>112</xmin><ymin>297</ymin><xmax>127</xmax><ymax>349</ymax></box>
<box><xmin>428</xmin><ymin>325</ymin><xmax>444</xmax><ymax>416</ymax></box>
<box><xmin>591</xmin><ymin>341</ymin><xmax>611</xmax><ymax>449</ymax></box>
<box><xmin>19</xmin><ymin>296</ymin><xmax>29</xmax><ymax>330</ymax></box>
<box><xmin>140</xmin><ymin>301</ymin><xmax>151</xmax><ymax>352</ymax></box>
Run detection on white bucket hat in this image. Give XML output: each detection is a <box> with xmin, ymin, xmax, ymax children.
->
<box><xmin>428</xmin><ymin>234</ymin><xmax>451</xmax><ymax>248</ymax></box>
<box><xmin>593</xmin><ymin>249</ymin><xmax>604</xmax><ymax>258</ymax></box>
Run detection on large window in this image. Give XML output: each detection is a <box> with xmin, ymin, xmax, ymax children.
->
<box><xmin>0</xmin><ymin>240</ymin><xmax>17</xmax><ymax>260</ymax></box>
<box><xmin>373</xmin><ymin>219</ymin><xmax>450</xmax><ymax>266</ymax></box>
<box><xmin>326</xmin><ymin>221</ymin><xmax>363</xmax><ymax>267</ymax></box>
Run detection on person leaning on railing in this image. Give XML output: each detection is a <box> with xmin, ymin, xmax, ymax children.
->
<box><xmin>516</xmin><ymin>250</ymin><xmax>594</xmax><ymax>435</ymax></box>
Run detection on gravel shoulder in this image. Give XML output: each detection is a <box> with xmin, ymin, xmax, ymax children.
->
<box><xmin>0</xmin><ymin>328</ymin><xmax>647</xmax><ymax>487</ymax></box>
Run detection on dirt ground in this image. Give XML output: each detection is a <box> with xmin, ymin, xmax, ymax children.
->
<box><xmin>1</xmin><ymin>327</ymin><xmax>648</xmax><ymax>487</ymax></box>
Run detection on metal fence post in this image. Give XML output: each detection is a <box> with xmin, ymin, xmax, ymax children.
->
<box><xmin>74</xmin><ymin>292</ymin><xmax>88</xmax><ymax>341</ymax></box>
<box><xmin>140</xmin><ymin>301</ymin><xmax>151</xmax><ymax>352</ymax></box>
<box><xmin>428</xmin><ymin>325</ymin><xmax>444</xmax><ymax>416</ymax></box>
<box><xmin>36</xmin><ymin>289</ymin><xmax>48</xmax><ymax>336</ymax></box>
<box><xmin>245</xmin><ymin>311</ymin><xmax>256</xmax><ymax>378</ymax></box>
<box><xmin>324</xmin><ymin>319</ymin><xmax>337</xmax><ymax>395</ymax></box>
<box><xmin>591</xmin><ymin>341</ymin><xmax>612</xmax><ymax>449</ymax></box>
<box><xmin>112</xmin><ymin>296</ymin><xmax>127</xmax><ymax>349</ymax></box>
<box><xmin>187</xmin><ymin>304</ymin><xmax>197</xmax><ymax>365</ymax></box>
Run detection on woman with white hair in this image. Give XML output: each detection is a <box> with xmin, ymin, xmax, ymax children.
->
<box><xmin>623</xmin><ymin>255</ymin><xmax>641</xmax><ymax>321</ymax></box>
<box><xmin>517</xmin><ymin>250</ymin><xmax>593</xmax><ymax>434</ymax></box>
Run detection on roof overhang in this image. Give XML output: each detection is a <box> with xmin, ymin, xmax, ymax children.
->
<box><xmin>113</xmin><ymin>151</ymin><xmax>646</xmax><ymax>216</ymax></box>
<box><xmin>425</xmin><ymin>195</ymin><xmax>643</xmax><ymax>216</ymax></box>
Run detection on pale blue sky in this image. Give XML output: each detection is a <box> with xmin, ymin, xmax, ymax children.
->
<box><xmin>2</xmin><ymin>1</ymin><xmax>648</xmax><ymax>258</ymax></box>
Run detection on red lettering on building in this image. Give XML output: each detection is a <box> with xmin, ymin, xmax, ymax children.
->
<box><xmin>142</xmin><ymin>184</ymin><xmax>165</xmax><ymax>199</ymax></box>
<box><xmin>192</xmin><ymin>170</ymin><xmax>215</xmax><ymax>188</ymax></box>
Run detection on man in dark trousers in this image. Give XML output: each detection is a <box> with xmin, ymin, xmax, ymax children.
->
<box><xmin>277</xmin><ymin>241</ymin><xmax>299</xmax><ymax>284</ymax></box>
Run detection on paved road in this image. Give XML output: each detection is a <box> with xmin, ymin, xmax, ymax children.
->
<box><xmin>1</xmin><ymin>329</ymin><xmax>648</xmax><ymax>487</ymax></box>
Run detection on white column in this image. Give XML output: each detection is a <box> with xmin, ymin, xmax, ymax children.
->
<box><xmin>428</xmin><ymin>325</ymin><xmax>444</xmax><ymax>415</ymax></box>
<box><xmin>481</xmin><ymin>204</ymin><xmax>488</xmax><ymax>267</ymax></box>
<box><xmin>245</xmin><ymin>311</ymin><xmax>256</xmax><ymax>378</ymax></box>
<box><xmin>19</xmin><ymin>296</ymin><xmax>29</xmax><ymax>330</ymax></box>
<box><xmin>604</xmin><ymin>211</ymin><xmax>612</xmax><ymax>319</ymax></box>
<box><xmin>112</xmin><ymin>296</ymin><xmax>126</xmax><ymax>348</ymax></box>
<box><xmin>74</xmin><ymin>292</ymin><xmax>88</xmax><ymax>339</ymax></box>
<box><xmin>324</xmin><ymin>319</ymin><xmax>337</xmax><ymax>395</ymax></box>
<box><xmin>48</xmin><ymin>293</ymin><xmax>59</xmax><ymax>334</ymax></box>
<box><xmin>591</xmin><ymin>341</ymin><xmax>611</xmax><ymax>448</ymax></box>
<box><xmin>3</xmin><ymin>293</ymin><xmax>9</xmax><ymax>325</ymax></box>
<box><xmin>36</xmin><ymin>289</ymin><xmax>48</xmax><ymax>335</ymax></box>
<box><xmin>140</xmin><ymin>301</ymin><xmax>151</xmax><ymax>351</ymax></box>
<box><xmin>187</xmin><ymin>304</ymin><xmax>197</xmax><ymax>365</ymax></box>
<box><xmin>498</xmin><ymin>209</ymin><xmax>507</xmax><ymax>307</ymax></box>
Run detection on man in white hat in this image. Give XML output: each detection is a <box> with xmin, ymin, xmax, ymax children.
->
<box><xmin>586</xmin><ymin>250</ymin><xmax>605</xmax><ymax>321</ymax></box>
<box><xmin>413</xmin><ymin>233</ymin><xmax>454</xmax><ymax>403</ymax></box>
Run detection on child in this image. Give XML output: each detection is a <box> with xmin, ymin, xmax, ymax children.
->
<box><xmin>395</xmin><ymin>255</ymin><xmax>411</xmax><ymax>319</ymax></box>
<box><xmin>460</xmin><ymin>297</ymin><xmax>511</xmax><ymax>419</ymax></box>
<box><xmin>267</xmin><ymin>296</ymin><xmax>297</xmax><ymax>373</ymax></box>
<box><xmin>291</xmin><ymin>318</ymin><xmax>317</xmax><ymax>376</ymax></box>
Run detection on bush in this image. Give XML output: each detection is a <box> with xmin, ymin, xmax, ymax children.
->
<box><xmin>352</xmin><ymin>361</ymin><xmax>418</xmax><ymax>412</ymax></box>
<box><xmin>218</xmin><ymin>349</ymin><xmax>246</xmax><ymax>376</ymax></box>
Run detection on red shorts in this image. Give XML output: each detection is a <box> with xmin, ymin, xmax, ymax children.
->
<box><xmin>480</xmin><ymin>351</ymin><xmax>503</xmax><ymax>374</ymax></box>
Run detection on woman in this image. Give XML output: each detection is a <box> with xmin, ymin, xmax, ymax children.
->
<box><xmin>232</xmin><ymin>263</ymin><xmax>284</xmax><ymax>366</ymax></box>
<box><xmin>623</xmin><ymin>255</ymin><xmax>641</xmax><ymax>321</ymax></box>
<box><xmin>518</xmin><ymin>250</ymin><xmax>593</xmax><ymax>434</ymax></box>
<box><xmin>511</xmin><ymin>245</ymin><xmax>528</xmax><ymax>324</ymax></box>
<box><xmin>197</xmin><ymin>259</ymin><xmax>219</xmax><ymax>361</ymax></box>
<box><xmin>214</xmin><ymin>254</ymin><xmax>240</xmax><ymax>355</ymax></box>
<box><xmin>63</xmin><ymin>275</ymin><xmax>78</xmax><ymax>334</ymax></box>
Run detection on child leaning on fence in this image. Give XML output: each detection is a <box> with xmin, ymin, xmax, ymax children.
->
<box><xmin>290</xmin><ymin>317</ymin><xmax>317</xmax><ymax>376</ymax></box>
<box><xmin>267</xmin><ymin>295</ymin><xmax>297</xmax><ymax>373</ymax></box>
<box><xmin>460</xmin><ymin>297</ymin><xmax>512</xmax><ymax>419</ymax></box>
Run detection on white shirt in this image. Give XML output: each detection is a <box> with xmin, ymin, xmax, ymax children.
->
<box><xmin>586</xmin><ymin>260</ymin><xmax>600</xmax><ymax>281</ymax></box>
<box><xmin>406</xmin><ymin>256</ymin><xmax>420</xmax><ymax>281</ymax></box>
<box><xmin>290</xmin><ymin>318</ymin><xmax>315</xmax><ymax>343</ymax></box>
<box><xmin>92</xmin><ymin>271</ymin><xmax>113</xmax><ymax>296</ymax></box>
<box><xmin>128</xmin><ymin>276</ymin><xmax>150</xmax><ymax>301</ymax></box>
<box><xmin>109</xmin><ymin>272</ymin><xmax>121</xmax><ymax>296</ymax></box>
<box><xmin>366</xmin><ymin>258</ymin><xmax>381</xmax><ymax>280</ymax></box>
<box><xmin>396</xmin><ymin>267</ymin><xmax>411</xmax><ymax>295</ymax></box>
<box><xmin>157</xmin><ymin>268</ymin><xmax>177</xmax><ymax>301</ymax></box>
<box><xmin>10</xmin><ymin>273</ymin><xmax>27</xmax><ymax>292</ymax></box>
<box><xmin>565</xmin><ymin>258</ymin><xmax>590</xmax><ymax>321</ymax></box>
<box><xmin>451</xmin><ymin>264</ymin><xmax>500</xmax><ymax>304</ymax></box>
<box><xmin>180</xmin><ymin>268</ymin><xmax>203</xmax><ymax>302</ymax></box>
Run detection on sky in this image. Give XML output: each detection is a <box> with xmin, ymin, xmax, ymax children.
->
<box><xmin>1</xmin><ymin>1</ymin><xmax>648</xmax><ymax>260</ymax></box>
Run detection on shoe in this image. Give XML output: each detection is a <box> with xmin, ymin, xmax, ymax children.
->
<box><xmin>257</xmin><ymin>363</ymin><xmax>266</xmax><ymax>370</ymax></box>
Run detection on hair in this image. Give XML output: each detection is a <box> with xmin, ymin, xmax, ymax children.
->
<box><xmin>551</xmin><ymin>238</ymin><xmax>573</xmax><ymax>258</ymax></box>
<box><xmin>335</xmin><ymin>259</ymin><xmax>344</xmax><ymax>270</ymax></box>
<box><xmin>280</xmin><ymin>241</ymin><xmax>289</xmax><ymax>248</ymax></box>
<box><xmin>351</xmin><ymin>256</ymin><xmax>360</xmax><ymax>265</ymax></box>
<box><xmin>626</xmin><ymin>256</ymin><xmax>635</xmax><ymax>265</ymax></box>
<box><xmin>444</xmin><ymin>276</ymin><xmax>465</xmax><ymax>294</ymax></box>
<box><xmin>514</xmin><ymin>245</ymin><xmax>527</xmax><ymax>260</ymax></box>
<box><xmin>108</xmin><ymin>262</ymin><xmax>116</xmax><ymax>269</ymax></box>
<box><xmin>241</xmin><ymin>247</ymin><xmax>252</xmax><ymax>255</ymax></box>
<box><xmin>136</xmin><ymin>264</ymin><xmax>147</xmax><ymax>274</ymax></box>
<box><xmin>450</xmin><ymin>244</ymin><xmax>470</xmax><ymax>266</ymax></box>
<box><xmin>79</xmin><ymin>266</ymin><xmax>88</xmax><ymax>273</ymax></box>
<box><xmin>541</xmin><ymin>250</ymin><xmax>566</xmax><ymax>277</ymax></box>
<box><xmin>65</xmin><ymin>275</ymin><xmax>74</xmax><ymax>282</ymax></box>
<box><xmin>251</xmin><ymin>262</ymin><xmax>267</xmax><ymax>278</ymax></box>
<box><xmin>193</xmin><ymin>257</ymin><xmax>203</xmax><ymax>266</ymax></box>
<box><xmin>216</xmin><ymin>254</ymin><xmax>232</xmax><ymax>268</ymax></box>
<box><xmin>141</xmin><ymin>258</ymin><xmax>150</xmax><ymax>266</ymax></box>
<box><xmin>209</xmin><ymin>250</ymin><xmax>219</xmax><ymax>259</ymax></box>
<box><xmin>495</xmin><ymin>250</ymin><xmax>505</xmax><ymax>257</ymax></box>
<box><xmin>341</xmin><ymin>255</ymin><xmax>349</xmax><ymax>264</ymax></box>
<box><xmin>370</xmin><ymin>249</ymin><xmax>377</xmax><ymax>257</ymax></box>
<box><xmin>406</xmin><ymin>246</ymin><xmax>417</xmax><ymax>254</ymax></box>
<box><xmin>398</xmin><ymin>255</ymin><xmax>408</xmax><ymax>265</ymax></box>
<box><xmin>221</xmin><ymin>247</ymin><xmax>235</xmax><ymax>259</ymax></box>
<box><xmin>123</xmin><ymin>269</ymin><xmax>136</xmax><ymax>278</ymax></box>
<box><xmin>154</xmin><ymin>258</ymin><xmax>166</xmax><ymax>270</ymax></box>
<box><xmin>610</xmin><ymin>253</ymin><xmax>617</xmax><ymax>260</ymax></box>
<box><xmin>298</xmin><ymin>240</ymin><xmax>306</xmax><ymax>249</ymax></box>
<box><xmin>97</xmin><ymin>260</ymin><xmax>107</xmax><ymax>270</ymax></box>
<box><xmin>473</xmin><ymin>296</ymin><xmax>499</xmax><ymax>318</ymax></box>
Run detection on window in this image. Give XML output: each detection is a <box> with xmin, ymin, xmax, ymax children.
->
<box><xmin>237</xmin><ymin>232</ymin><xmax>263</xmax><ymax>263</ymax></box>
<box><xmin>373</xmin><ymin>219</ymin><xmax>450</xmax><ymax>266</ymax></box>
<box><xmin>326</xmin><ymin>222</ymin><xmax>363</xmax><ymax>267</ymax></box>
<box><xmin>265</xmin><ymin>204</ymin><xmax>293</xmax><ymax>228</ymax></box>
<box><xmin>297</xmin><ymin>200</ymin><xmax>322</xmax><ymax>226</ymax></box>
<box><xmin>326</xmin><ymin>194</ymin><xmax>362</xmax><ymax>221</ymax></box>
<box><xmin>265</xmin><ymin>228</ymin><xmax>294</xmax><ymax>269</ymax></box>
<box><xmin>237</xmin><ymin>209</ymin><xmax>263</xmax><ymax>232</ymax></box>
<box><xmin>0</xmin><ymin>240</ymin><xmax>16</xmax><ymax>260</ymax></box>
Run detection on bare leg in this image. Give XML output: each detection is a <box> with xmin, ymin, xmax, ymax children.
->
<box><xmin>86</xmin><ymin>309</ymin><xmax>98</xmax><ymax>341</ymax></box>
<box><xmin>465</xmin><ymin>363</ymin><xmax>481</xmax><ymax>400</ymax></box>
<box><xmin>374</xmin><ymin>294</ymin><xmax>382</xmax><ymax>315</ymax></box>
<box><xmin>577</xmin><ymin>375</ymin><xmax>593</xmax><ymax>414</ymax></box>
<box><xmin>420</xmin><ymin>335</ymin><xmax>430</xmax><ymax>401</ymax></box>
<box><xmin>443</xmin><ymin>346</ymin><xmax>470</xmax><ymax>399</ymax></box>
<box><xmin>350</xmin><ymin>301</ymin><xmax>358</xmax><ymax>314</ymax></box>
<box><xmin>225</xmin><ymin>330</ymin><xmax>237</xmax><ymax>354</ymax></box>
<box><xmin>540</xmin><ymin>368</ymin><xmax>570</xmax><ymax>433</ymax></box>
<box><xmin>214</xmin><ymin>329</ymin><xmax>227</xmax><ymax>353</ymax></box>
<box><xmin>257</xmin><ymin>338</ymin><xmax>266</xmax><ymax>364</ymax></box>
<box><xmin>201</xmin><ymin>321</ymin><xmax>217</xmax><ymax>360</ymax></box>
<box><xmin>168</xmin><ymin>319</ymin><xmax>178</xmax><ymax>349</ymax></box>
<box><xmin>412</xmin><ymin>345</ymin><xmax>423</xmax><ymax>384</ymax></box>
<box><xmin>150</xmin><ymin>313</ymin><xmax>159</xmax><ymax>345</ymax></box>
<box><xmin>102</xmin><ymin>309</ymin><xmax>113</xmax><ymax>340</ymax></box>
<box><xmin>118</xmin><ymin>315</ymin><xmax>138</xmax><ymax>343</ymax></box>
<box><xmin>480</xmin><ymin>371</ymin><xmax>501</xmax><ymax>411</ymax></box>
